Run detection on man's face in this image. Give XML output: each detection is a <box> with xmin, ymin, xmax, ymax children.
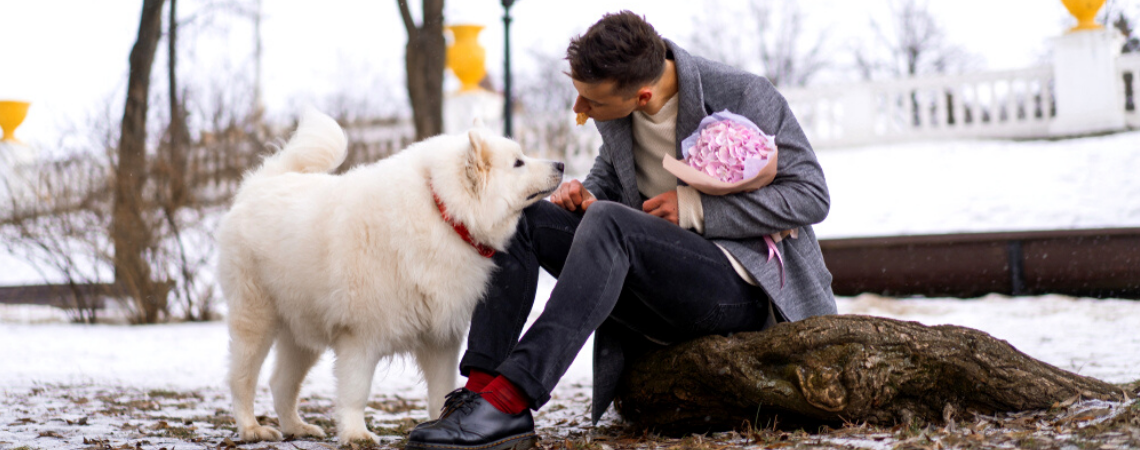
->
<box><xmin>571</xmin><ymin>78</ymin><xmax>642</xmax><ymax>122</ymax></box>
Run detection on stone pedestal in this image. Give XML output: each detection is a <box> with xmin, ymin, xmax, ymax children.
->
<box><xmin>0</xmin><ymin>141</ymin><xmax>40</xmax><ymax>205</ymax></box>
<box><xmin>444</xmin><ymin>89</ymin><xmax>504</xmax><ymax>135</ymax></box>
<box><xmin>1049</xmin><ymin>29</ymin><xmax>1126</xmax><ymax>136</ymax></box>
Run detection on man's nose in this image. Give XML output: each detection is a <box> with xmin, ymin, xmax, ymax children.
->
<box><xmin>572</xmin><ymin>96</ymin><xmax>589</xmax><ymax>114</ymax></box>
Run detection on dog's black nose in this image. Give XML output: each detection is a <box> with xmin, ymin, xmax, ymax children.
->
<box><xmin>553</xmin><ymin>162</ymin><xmax>565</xmax><ymax>172</ymax></box>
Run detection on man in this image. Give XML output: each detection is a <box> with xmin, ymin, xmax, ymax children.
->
<box><xmin>408</xmin><ymin>11</ymin><xmax>836</xmax><ymax>450</ymax></box>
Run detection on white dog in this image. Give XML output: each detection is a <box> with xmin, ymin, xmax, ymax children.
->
<box><xmin>217</xmin><ymin>110</ymin><xmax>563</xmax><ymax>444</ymax></box>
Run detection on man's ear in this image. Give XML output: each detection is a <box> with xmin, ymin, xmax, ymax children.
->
<box><xmin>637</xmin><ymin>87</ymin><xmax>653</xmax><ymax>108</ymax></box>
<box><xmin>465</xmin><ymin>128</ymin><xmax>493</xmax><ymax>191</ymax></box>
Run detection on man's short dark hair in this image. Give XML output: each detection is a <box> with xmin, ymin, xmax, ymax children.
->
<box><xmin>566</xmin><ymin>11</ymin><xmax>667</xmax><ymax>97</ymax></box>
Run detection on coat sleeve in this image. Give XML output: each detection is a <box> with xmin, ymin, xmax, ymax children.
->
<box><xmin>582</xmin><ymin>144</ymin><xmax>622</xmax><ymax>202</ymax></box>
<box><xmin>699</xmin><ymin>79</ymin><xmax>831</xmax><ymax>240</ymax></box>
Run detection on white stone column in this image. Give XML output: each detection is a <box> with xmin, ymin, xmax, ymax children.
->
<box><xmin>840</xmin><ymin>89</ymin><xmax>878</xmax><ymax>147</ymax></box>
<box><xmin>1049</xmin><ymin>29</ymin><xmax>1126</xmax><ymax>136</ymax></box>
<box><xmin>444</xmin><ymin>90</ymin><xmax>505</xmax><ymax>136</ymax></box>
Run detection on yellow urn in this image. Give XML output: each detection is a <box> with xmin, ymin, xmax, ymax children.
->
<box><xmin>1061</xmin><ymin>0</ymin><xmax>1106</xmax><ymax>32</ymax></box>
<box><xmin>0</xmin><ymin>100</ymin><xmax>30</xmax><ymax>143</ymax></box>
<box><xmin>446</xmin><ymin>24</ymin><xmax>488</xmax><ymax>92</ymax></box>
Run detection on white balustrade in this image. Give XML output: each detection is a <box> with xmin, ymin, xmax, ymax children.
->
<box><xmin>333</xmin><ymin>54</ymin><xmax>1140</xmax><ymax>155</ymax></box>
<box><xmin>784</xmin><ymin>47</ymin><xmax>1138</xmax><ymax>149</ymax></box>
<box><xmin>782</xmin><ymin>66</ymin><xmax>1058</xmax><ymax>149</ymax></box>
<box><xmin>1119</xmin><ymin>53</ymin><xmax>1140</xmax><ymax>129</ymax></box>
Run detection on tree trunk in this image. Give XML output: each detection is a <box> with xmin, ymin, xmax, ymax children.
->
<box><xmin>615</xmin><ymin>315</ymin><xmax>1124</xmax><ymax>434</ymax></box>
<box><xmin>166</xmin><ymin>0</ymin><xmax>189</xmax><ymax>209</ymax></box>
<box><xmin>398</xmin><ymin>0</ymin><xmax>445</xmax><ymax>142</ymax></box>
<box><xmin>113</xmin><ymin>0</ymin><xmax>167</xmax><ymax>323</ymax></box>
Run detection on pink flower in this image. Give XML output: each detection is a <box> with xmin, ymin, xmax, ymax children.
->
<box><xmin>685</xmin><ymin>118</ymin><xmax>775</xmax><ymax>184</ymax></box>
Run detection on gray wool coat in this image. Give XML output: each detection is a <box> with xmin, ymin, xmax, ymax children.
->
<box><xmin>581</xmin><ymin>40</ymin><xmax>838</xmax><ymax>424</ymax></box>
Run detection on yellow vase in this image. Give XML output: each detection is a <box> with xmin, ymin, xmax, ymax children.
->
<box><xmin>447</xmin><ymin>25</ymin><xmax>487</xmax><ymax>92</ymax></box>
<box><xmin>0</xmin><ymin>100</ymin><xmax>30</xmax><ymax>143</ymax></box>
<box><xmin>1061</xmin><ymin>0</ymin><xmax>1106</xmax><ymax>32</ymax></box>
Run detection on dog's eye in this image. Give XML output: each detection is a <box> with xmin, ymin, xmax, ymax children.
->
<box><xmin>513</xmin><ymin>159</ymin><xmax>525</xmax><ymax>168</ymax></box>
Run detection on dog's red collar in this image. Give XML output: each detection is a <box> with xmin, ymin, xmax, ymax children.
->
<box><xmin>431</xmin><ymin>187</ymin><xmax>496</xmax><ymax>259</ymax></box>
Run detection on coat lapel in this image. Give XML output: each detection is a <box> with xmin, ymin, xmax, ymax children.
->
<box><xmin>669</xmin><ymin>41</ymin><xmax>708</xmax><ymax>161</ymax></box>
<box><xmin>594</xmin><ymin>41</ymin><xmax>708</xmax><ymax>204</ymax></box>
<box><xmin>596</xmin><ymin>117</ymin><xmax>642</xmax><ymax>207</ymax></box>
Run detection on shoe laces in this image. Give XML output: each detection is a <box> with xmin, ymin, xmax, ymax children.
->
<box><xmin>439</xmin><ymin>388</ymin><xmax>478</xmax><ymax>417</ymax></box>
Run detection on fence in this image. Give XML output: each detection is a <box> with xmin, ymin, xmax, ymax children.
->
<box><xmin>1120</xmin><ymin>53</ymin><xmax>1140</xmax><ymax>128</ymax></box>
<box><xmin>782</xmin><ymin>52</ymin><xmax>1140</xmax><ymax>149</ymax></box>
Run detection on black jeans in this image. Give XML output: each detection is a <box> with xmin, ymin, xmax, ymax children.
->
<box><xmin>459</xmin><ymin>200</ymin><xmax>774</xmax><ymax>407</ymax></box>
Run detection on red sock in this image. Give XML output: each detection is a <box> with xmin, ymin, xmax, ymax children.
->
<box><xmin>465</xmin><ymin>369</ymin><xmax>496</xmax><ymax>392</ymax></box>
<box><xmin>479</xmin><ymin>375</ymin><xmax>530</xmax><ymax>415</ymax></box>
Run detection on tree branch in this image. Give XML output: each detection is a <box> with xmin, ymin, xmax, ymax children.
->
<box><xmin>397</xmin><ymin>0</ymin><xmax>418</xmax><ymax>39</ymax></box>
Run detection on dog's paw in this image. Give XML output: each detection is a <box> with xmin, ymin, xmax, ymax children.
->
<box><xmin>238</xmin><ymin>424</ymin><xmax>284</xmax><ymax>442</ymax></box>
<box><xmin>282</xmin><ymin>422</ymin><xmax>327</xmax><ymax>439</ymax></box>
<box><xmin>338</xmin><ymin>428</ymin><xmax>380</xmax><ymax>445</ymax></box>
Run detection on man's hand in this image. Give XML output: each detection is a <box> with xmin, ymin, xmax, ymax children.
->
<box><xmin>549</xmin><ymin>179</ymin><xmax>597</xmax><ymax>212</ymax></box>
<box><xmin>643</xmin><ymin>190</ymin><xmax>678</xmax><ymax>225</ymax></box>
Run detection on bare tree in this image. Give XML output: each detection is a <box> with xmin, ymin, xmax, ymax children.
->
<box><xmin>113</xmin><ymin>0</ymin><xmax>169</xmax><ymax>323</ymax></box>
<box><xmin>690</xmin><ymin>0</ymin><xmax>828</xmax><ymax>88</ymax></box>
<box><xmin>0</xmin><ymin>76</ymin><xmax>278</xmax><ymax>324</ymax></box>
<box><xmin>848</xmin><ymin>0</ymin><xmax>980</xmax><ymax>126</ymax></box>
<box><xmin>1114</xmin><ymin>12</ymin><xmax>1140</xmax><ymax>54</ymax></box>
<box><xmin>397</xmin><ymin>0</ymin><xmax>445</xmax><ymax>142</ymax></box>
<box><xmin>1</xmin><ymin>148</ymin><xmax>113</xmax><ymax>324</ymax></box>
<box><xmin>163</xmin><ymin>0</ymin><xmax>190</xmax><ymax>210</ymax></box>
<box><xmin>513</xmin><ymin>49</ymin><xmax>603</xmax><ymax>175</ymax></box>
<box><xmin>853</xmin><ymin>0</ymin><xmax>977</xmax><ymax>80</ymax></box>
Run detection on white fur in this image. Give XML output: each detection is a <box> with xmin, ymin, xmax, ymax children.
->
<box><xmin>218</xmin><ymin>109</ymin><xmax>563</xmax><ymax>444</ymax></box>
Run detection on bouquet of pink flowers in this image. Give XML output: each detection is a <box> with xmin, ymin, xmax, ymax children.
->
<box><xmin>663</xmin><ymin>110</ymin><xmax>795</xmax><ymax>286</ymax></box>
<box><xmin>663</xmin><ymin>110</ymin><xmax>778</xmax><ymax>196</ymax></box>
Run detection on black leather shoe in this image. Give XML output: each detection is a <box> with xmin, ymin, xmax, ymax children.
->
<box><xmin>412</xmin><ymin>388</ymin><xmax>481</xmax><ymax>431</ymax></box>
<box><xmin>406</xmin><ymin>392</ymin><xmax>536</xmax><ymax>450</ymax></box>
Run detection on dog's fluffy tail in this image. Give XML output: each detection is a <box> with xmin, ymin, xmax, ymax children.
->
<box><xmin>254</xmin><ymin>109</ymin><xmax>348</xmax><ymax>178</ymax></box>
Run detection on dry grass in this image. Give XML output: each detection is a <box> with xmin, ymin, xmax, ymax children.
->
<box><xmin>2</xmin><ymin>384</ymin><xmax>1138</xmax><ymax>450</ymax></box>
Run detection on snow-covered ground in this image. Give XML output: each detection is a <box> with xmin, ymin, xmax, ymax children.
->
<box><xmin>1</xmin><ymin>132</ymin><xmax>1139</xmax><ymax>448</ymax></box>
<box><xmin>2</xmin><ymin>277</ymin><xmax>1137</xmax><ymax>395</ymax></box>
<box><xmin>813</xmin><ymin>131</ymin><xmax>1140</xmax><ymax>238</ymax></box>
<box><xmin>2</xmin><ymin>277</ymin><xmax>1138</xmax><ymax>449</ymax></box>
<box><xmin>3</xmin><ymin>131</ymin><xmax>1139</xmax><ymax>387</ymax></box>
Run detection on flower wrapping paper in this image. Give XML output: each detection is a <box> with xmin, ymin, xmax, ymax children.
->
<box><xmin>663</xmin><ymin>110</ymin><xmax>794</xmax><ymax>287</ymax></box>
<box><xmin>662</xmin><ymin>110</ymin><xmax>778</xmax><ymax>196</ymax></box>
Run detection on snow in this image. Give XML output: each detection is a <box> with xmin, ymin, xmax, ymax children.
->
<box><xmin>1</xmin><ymin>131</ymin><xmax>1139</xmax><ymax>448</ymax></box>
<box><xmin>2</xmin><ymin>131</ymin><xmax>1138</xmax><ymax>390</ymax></box>
<box><xmin>814</xmin><ymin>131</ymin><xmax>1140</xmax><ymax>239</ymax></box>
<box><xmin>1</xmin><ymin>275</ymin><xmax>1138</xmax><ymax>399</ymax></box>
<box><xmin>0</xmin><ymin>273</ymin><xmax>579</xmax><ymax>395</ymax></box>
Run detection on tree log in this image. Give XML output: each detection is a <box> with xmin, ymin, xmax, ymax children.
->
<box><xmin>614</xmin><ymin>314</ymin><xmax>1125</xmax><ymax>433</ymax></box>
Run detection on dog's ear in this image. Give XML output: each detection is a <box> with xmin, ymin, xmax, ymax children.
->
<box><xmin>465</xmin><ymin>128</ymin><xmax>493</xmax><ymax>191</ymax></box>
<box><xmin>471</xmin><ymin>116</ymin><xmax>485</xmax><ymax>128</ymax></box>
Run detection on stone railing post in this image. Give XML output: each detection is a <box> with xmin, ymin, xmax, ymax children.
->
<box><xmin>1049</xmin><ymin>29</ymin><xmax>1126</xmax><ymax>136</ymax></box>
<box><xmin>840</xmin><ymin>89</ymin><xmax>878</xmax><ymax>146</ymax></box>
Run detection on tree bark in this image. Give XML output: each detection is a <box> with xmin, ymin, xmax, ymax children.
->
<box><xmin>398</xmin><ymin>0</ymin><xmax>445</xmax><ymax>142</ymax></box>
<box><xmin>113</xmin><ymin>0</ymin><xmax>167</xmax><ymax>323</ymax></box>
<box><xmin>166</xmin><ymin>0</ymin><xmax>189</xmax><ymax>209</ymax></box>
<box><xmin>615</xmin><ymin>314</ymin><xmax>1124</xmax><ymax>434</ymax></box>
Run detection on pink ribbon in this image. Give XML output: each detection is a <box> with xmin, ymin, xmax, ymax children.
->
<box><xmin>763</xmin><ymin>228</ymin><xmax>798</xmax><ymax>288</ymax></box>
<box><xmin>763</xmin><ymin>235</ymin><xmax>786</xmax><ymax>288</ymax></box>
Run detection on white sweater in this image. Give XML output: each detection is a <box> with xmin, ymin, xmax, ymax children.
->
<box><xmin>631</xmin><ymin>95</ymin><xmax>759</xmax><ymax>286</ymax></box>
